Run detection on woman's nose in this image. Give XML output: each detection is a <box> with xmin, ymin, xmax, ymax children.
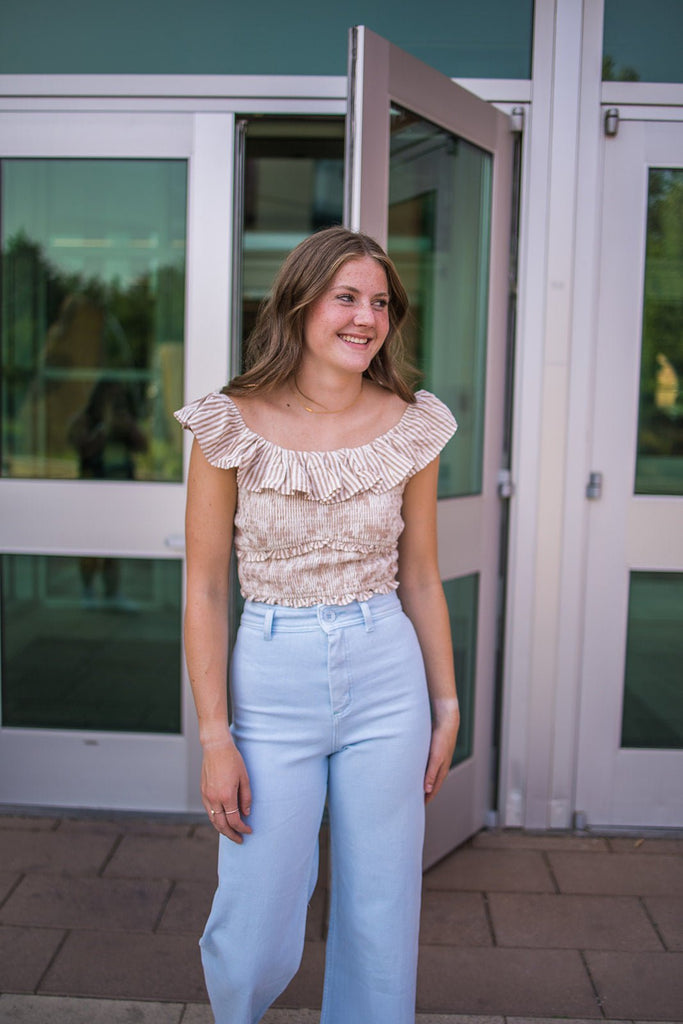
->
<box><xmin>353</xmin><ymin>302</ymin><xmax>374</xmax><ymax>324</ymax></box>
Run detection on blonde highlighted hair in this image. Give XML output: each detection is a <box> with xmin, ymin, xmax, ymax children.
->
<box><xmin>225</xmin><ymin>226</ymin><xmax>417</xmax><ymax>403</ymax></box>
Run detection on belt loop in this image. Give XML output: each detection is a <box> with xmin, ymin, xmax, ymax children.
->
<box><xmin>263</xmin><ymin>606</ymin><xmax>275</xmax><ymax>641</ymax></box>
<box><xmin>359</xmin><ymin>600</ymin><xmax>374</xmax><ymax>633</ymax></box>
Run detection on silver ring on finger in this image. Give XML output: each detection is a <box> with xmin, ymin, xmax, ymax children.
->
<box><xmin>210</xmin><ymin>809</ymin><xmax>225</xmax><ymax>817</ymax></box>
<box><xmin>225</xmin><ymin>807</ymin><xmax>239</xmax><ymax>815</ymax></box>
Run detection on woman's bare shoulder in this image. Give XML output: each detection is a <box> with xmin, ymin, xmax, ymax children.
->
<box><xmin>227</xmin><ymin>386</ymin><xmax>299</xmax><ymax>438</ymax></box>
<box><xmin>363</xmin><ymin>381</ymin><xmax>409</xmax><ymax>428</ymax></box>
<box><xmin>367</xmin><ymin>381</ymin><xmax>407</xmax><ymax>407</ymax></box>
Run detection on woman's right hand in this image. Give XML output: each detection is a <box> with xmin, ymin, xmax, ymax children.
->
<box><xmin>201</xmin><ymin>741</ymin><xmax>253</xmax><ymax>844</ymax></box>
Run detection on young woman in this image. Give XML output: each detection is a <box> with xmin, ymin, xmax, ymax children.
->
<box><xmin>176</xmin><ymin>226</ymin><xmax>459</xmax><ymax>1024</ymax></box>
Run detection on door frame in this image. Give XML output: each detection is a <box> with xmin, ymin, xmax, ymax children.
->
<box><xmin>0</xmin><ymin>80</ymin><xmax>345</xmax><ymax>813</ymax></box>
<box><xmin>575</xmin><ymin>115</ymin><xmax>683</xmax><ymax>828</ymax></box>
<box><xmin>345</xmin><ymin>27</ymin><xmax>515</xmax><ymax>862</ymax></box>
<box><xmin>0</xmin><ymin>109</ymin><xmax>235</xmax><ymax>811</ymax></box>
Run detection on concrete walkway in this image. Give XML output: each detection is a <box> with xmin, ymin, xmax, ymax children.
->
<box><xmin>0</xmin><ymin>813</ymin><xmax>682</xmax><ymax>1023</ymax></box>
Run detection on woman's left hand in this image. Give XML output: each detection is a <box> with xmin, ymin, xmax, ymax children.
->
<box><xmin>424</xmin><ymin>708</ymin><xmax>460</xmax><ymax>804</ymax></box>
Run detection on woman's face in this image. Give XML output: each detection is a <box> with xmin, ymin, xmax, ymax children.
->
<box><xmin>301</xmin><ymin>256</ymin><xmax>390</xmax><ymax>378</ymax></box>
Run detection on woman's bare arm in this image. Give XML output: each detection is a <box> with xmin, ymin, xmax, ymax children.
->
<box><xmin>184</xmin><ymin>439</ymin><xmax>252</xmax><ymax>842</ymax></box>
<box><xmin>397</xmin><ymin>457</ymin><xmax>460</xmax><ymax>803</ymax></box>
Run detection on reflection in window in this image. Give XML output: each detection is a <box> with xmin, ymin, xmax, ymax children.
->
<box><xmin>1</xmin><ymin>160</ymin><xmax>187</xmax><ymax>482</ymax></box>
<box><xmin>1</xmin><ymin>554</ymin><xmax>182</xmax><ymax>733</ymax></box>
<box><xmin>603</xmin><ymin>0</ymin><xmax>683</xmax><ymax>83</ymax></box>
<box><xmin>635</xmin><ymin>169</ymin><xmax>683</xmax><ymax>495</ymax></box>
<box><xmin>388</xmin><ymin>107</ymin><xmax>492</xmax><ymax>498</ymax></box>
<box><xmin>621</xmin><ymin>572</ymin><xmax>683</xmax><ymax>749</ymax></box>
<box><xmin>443</xmin><ymin>574</ymin><xmax>479</xmax><ymax>766</ymax></box>
<box><xmin>241</xmin><ymin>119</ymin><xmax>344</xmax><ymax>348</ymax></box>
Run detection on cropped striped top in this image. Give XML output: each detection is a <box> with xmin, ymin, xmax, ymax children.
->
<box><xmin>175</xmin><ymin>389</ymin><xmax>457</xmax><ymax>607</ymax></box>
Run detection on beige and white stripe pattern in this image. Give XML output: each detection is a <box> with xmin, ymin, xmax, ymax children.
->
<box><xmin>175</xmin><ymin>390</ymin><xmax>456</xmax><ymax>607</ymax></box>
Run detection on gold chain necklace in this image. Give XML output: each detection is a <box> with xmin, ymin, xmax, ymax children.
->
<box><xmin>292</xmin><ymin>378</ymin><xmax>364</xmax><ymax>415</ymax></box>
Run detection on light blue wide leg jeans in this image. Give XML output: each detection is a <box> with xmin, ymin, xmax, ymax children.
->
<box><xmin>199</xmin><ymin>592</ymin><xmax>432</xmax><ymax>1024</ymax></box>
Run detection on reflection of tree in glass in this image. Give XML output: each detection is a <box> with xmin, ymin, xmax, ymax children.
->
<box><xmin>2</xmin><ymin>232</ymin><xmax>185</xmax><ymax>480</ymax></box>
<box><xmin>655</xmin><ymin>353</ymin><xmax>679</xmax><ymax>413</ymax></box>
<box><xmin>602</xmin><ymin>55</ymin><xmax>640</xmax><ymax>82</ymax></box>
<box><xmin>638</xmin><ymin>170</ymin><xmax>683</xmax><ymax>472</ymax></box>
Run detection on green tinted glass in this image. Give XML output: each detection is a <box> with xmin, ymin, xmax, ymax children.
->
<box><xmin>389</xmin><ymin>108</ymin><xmax>492</xmax><ymax>498</ymax></box>
<box><xmin>1</xmin><ymin>159</ymin><xmax>186</xmax><ymax>482</ymax></box>
<box><xmin>621</xmin><ymin>571</ymin><xmax>683</xmax><ymax>749</ymax></box>
<box><xmin>443</xmin><ymin>574</ymin><xmax>479</xmax><ymax>766</ymax></box>
<box><xmin>635</xmin><ymin>169</ymin><xmax>683</xmax><ymax>494</ymax></box>
<box><xmin>603</xmin><ymin>0</ymin><xmax>683</xmax><ymax>83</ymax></box>
<box><xmin>1</xmin><ymin>554</ymin><xmax>182</xmax><ymax>733</ymax></box>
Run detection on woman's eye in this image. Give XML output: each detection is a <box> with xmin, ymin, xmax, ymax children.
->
<box><xmin>373</xmin><ymin>299</ymin><xmax>389</xmax><ymax>309</ymax></box>
<box><xmin>337</xmin><ymin>293</ymin><xmax>354</xmax><ymax>302</ymax></box>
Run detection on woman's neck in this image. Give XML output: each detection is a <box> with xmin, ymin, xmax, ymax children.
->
<box><xmin>292</xmin><ymin>368</ymin><xmax>365</xmax><ymax>415</ymax></box>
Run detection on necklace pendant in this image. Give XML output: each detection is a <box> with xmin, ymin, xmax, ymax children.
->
<box><xmin>291</xmin><ymin>376</ymin><xmax>364</xmax><ymax>415</ymax></box>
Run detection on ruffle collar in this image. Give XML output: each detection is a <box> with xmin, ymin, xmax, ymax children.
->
<box><xmin>175</xmin><ymin>389</ymin><xmax>456</xmax><ymax>503</ymax></box>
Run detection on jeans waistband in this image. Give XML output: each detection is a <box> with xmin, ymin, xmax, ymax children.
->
<box><xmin>240</xmin><ymin>591</ymin><xmax>402</xmax><ymax>639</ymax></box>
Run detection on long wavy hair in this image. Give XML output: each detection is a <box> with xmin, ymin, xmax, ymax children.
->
<box><xmin>225</xmin><ymin>226</ymin><xmax>417</xmax><ymax>403</ymax></box>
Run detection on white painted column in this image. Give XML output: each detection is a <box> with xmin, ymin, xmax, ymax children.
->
<box><xmin>500</xmin><ymin>0</ymin><xmax>605</xmax><ymax>829</ymax></box>
<box><xmin>548</xmin><ymin>0</ymin><xmax>606</xmax><ymax>829</ymax></box>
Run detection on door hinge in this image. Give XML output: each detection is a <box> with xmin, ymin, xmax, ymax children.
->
<box><xmin>510</xmin><ymin>106</ymin><xmax>524</xmax><ymax>134</ymax></box>
<box><xmin>586</xmin><ymin>471</ymin><xmax>603</xmax><ymax>500</ymax></box>
<box><xmin>604</xmin><ymin>108</ymin><xmax>619</xmax><ymax>137</ymax></box>
<box><xmin>497</xmin><ymin>468</ymin><xmax>515</xmax><ymax>499</ymax></box>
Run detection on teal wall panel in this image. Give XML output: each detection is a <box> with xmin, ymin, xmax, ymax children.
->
<box><xmin>1</xmin><ymin>0</ymin><xmax>533</xmax><ymax>78</ymax></box>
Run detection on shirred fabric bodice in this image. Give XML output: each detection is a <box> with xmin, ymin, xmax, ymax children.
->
<box><xmin>174</xmin><ymin>389</ymin><xmax>457</xmax><ymax>607</ymax></box>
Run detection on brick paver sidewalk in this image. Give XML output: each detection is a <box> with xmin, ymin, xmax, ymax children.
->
<box><xmin>1</xmin><ymin>814</ymin><xmax>682</xmax><ymax>1022</ymax></box>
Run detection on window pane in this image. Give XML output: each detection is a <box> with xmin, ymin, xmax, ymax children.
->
<box><xmin>1</xmin><ymin>554</ymin><xmax>182</xmax><ymax>733</ymax></box>
<box><xmin>635</xmin><ymin>169</ymin><xmax>683</xmax><ymax>495</ymax></box>
<box><xmin>1</xmin><ymin>159</ymin><xmax>187</xmax><ymax>482</ymax></box>
<box><xmin>389</xmin><ymin>108</ymin><xmax>492</xmax><ymax>497</ymax></box>
<box><xmin>621</xmin><ymin>572</ymin><xmax>683</xmax><ymax>749</ymax></box>
<box><xmin>443</xmin><ymin>574</ymin><xmax>479</xmax><ymax>766</ymax></box>
<box><xmin>241</xmin><ymin>119</ymin><xmax>344</xmax><ymax>346</ymax></box>
<box><xmin>603</xmin><ymin>0</ymin><xmax>683</xmax><ymax>83</ymax></box>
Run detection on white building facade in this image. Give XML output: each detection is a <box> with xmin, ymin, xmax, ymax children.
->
<box><xmin>1</xmin><ymin>0</ymin><xmax>681</xmax><ymax>858</ymax></box>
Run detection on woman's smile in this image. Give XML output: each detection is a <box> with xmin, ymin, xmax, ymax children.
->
<box><xmin>339</xmin><ymin>333</ymin><xmax>370</xmax><ymax>346</ymax></box>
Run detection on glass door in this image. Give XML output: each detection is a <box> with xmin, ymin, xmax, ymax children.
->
<box><xmin>0</xmin><ymin>111</ymin><xmax>235</xmax><ymax>810</ymax></box>
<box><xmin>576</xmin><ymin>118</ymin><xmax>683</xmax><ymax>827</ymax></box>
<box><xmin>345</xmin><ymin>27</ymin><xmax>514</xmax><ymax>863</ymax></box>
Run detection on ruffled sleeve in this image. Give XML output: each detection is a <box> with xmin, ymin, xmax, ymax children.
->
<box><xmin>398</xmin><ymin>390</ymin><xmax>457</xmax><ymax>474</ymax></box>
<box><xmin>174</xmin><ymin>389</ymin><xmax>456</xmax><ymax>502</ymax></box>
<box><xmin>174</xmin><ymin>391</ymin><xmax>257</xmax><ymax>471</ymax></box>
